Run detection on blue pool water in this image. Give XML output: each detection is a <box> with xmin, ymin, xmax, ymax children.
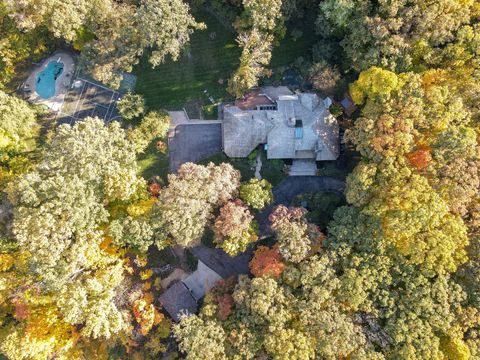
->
<box><xmin>35</xmin><ymin>61</ymin><xmax>64</xmax><ymax>99</ymax></box>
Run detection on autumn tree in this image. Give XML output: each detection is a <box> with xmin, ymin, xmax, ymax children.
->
<box><xmin>175</xmin><ymin>255</ymin><xmax>381</xmax><ymax>359</ymax></box>
<box><xmin>152</xmin><ymin>162</ymin><xmax>241</xmax><ymax>247</ymax></box>
<box><xmin>213</xmin><ymin>199</ymin><xmax>258</xmax><ymax>256</ymax></box>
<box><xmin>269</xmin><ymin>206</ymin><xmax>324</xmax><ymax>263</ymax></box>
<box><xmin>309</xmin><ymin>60</ymin><xmax>341</xmax><ymax>96</ymax></box>
<box><xmin>249</xmin><ymin>244</ymin><xmax>285</xmax><ymax>278</ymax></box>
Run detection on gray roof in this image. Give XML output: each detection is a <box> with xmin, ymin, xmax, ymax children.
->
<box><xmin>158</xmin><ymin>281</ymin><xmax>198</xmax><ymax>322</ymax></box>
<box><xmin>223</xmin><ymin>90</ymin><xmax>339</xmax><ymax>161</ymax></box>
<box><xmin>222</xmin><ymin>106</ymin><xmax>273</xmax><ymax>157</ymax></box>
<box><xmin>190</xmin><ymin>245</ymin><xmax>252</xmax><ymax>279</ymax></box>
<box><xmin>182</xmin><ymin>260</ymin><xmax>223</xmax><ymax>301</ymax></box>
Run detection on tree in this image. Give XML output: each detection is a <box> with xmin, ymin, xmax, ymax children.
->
<box><xmin>349</xmin><ymin>67</ymin><xmax>400</xmax><ymax>105</ymax></box>
<box><xmin>8</xmin><ymin>117</ymin><xmax>144</xmax><ymax>286</ymax></box>
<box><xmin>137</xmin><ymin>0</ymin><xmax>206</xmax><ymax>67</ymax></box>
<box><xmin>239</xmin><ymin>178</ymin><xmax>273</xmax><ymax>210</ymax></box>
<box><xmin>227</xmin><ymin>30</ymin><xmax>274</xmax><ymax>98</ymax></box>
<box><xmin>4</xmin><ymin>0</ymin><xmax>204</xmax><ymax>88</ymax></box>
<box><xmin>153</xmin><ymin>162</ymin><xmax>241</xmax><ymax>247</ymax></box>
<box><xmin>108</xmin><ymin>216</ymin><xmax>154</xmax><ymax>252</ymax></box>
<box><xmin>269</xmin><ymin>206</ymin><xmax>324</xmax><ymax>263</ymax></box>
<box><xmin>173</xmin><ymin>316</ymin><xmax>228</xmax><ymax>360</ymax></box>
<box><xmin>117</xmin><ymin>92</ymin><xmax>145</xmax><ymax>121</ymax></box>
<box><xmin>213</xmin><ymin>199</ymin><xmax>258</xmax><ymax>256</ymax></box>
<box><xmin>249</xmin><ymin>244</ymin><xmax>285</xmax><ymax>278</ymax></box>
<box><xmin>317</xmin><ymin>0</ymin><xmax>476</xmax><ymax>72</ymax></box>
<box><xmin>309</xmin><ymin>60</ymin><xmax>341</xmax><ymax>95</ymax></box>
<box><xmin>227</xmin><ymin>0</ymin><xmax>284</xmax><ymax>97</ymax></box>
<box><xmin>175</xmin><ymin>256</ymin><xmax>381</xmax><ymax>359</ymax></box>
<box><xmin>127</xmin><ymin>111</ymin><xmax>171</xmax><ymax>153</ymax></box>
<box><xmin>0</xmin><ymin>91</ymin><xmax>38</xmax><ymax>153</ymax></box>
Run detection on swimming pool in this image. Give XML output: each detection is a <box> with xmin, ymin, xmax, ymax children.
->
<box><xmin>35</xmin><ymin>61</ymin><xmax>64</xmax><ymax>99</ymax></box>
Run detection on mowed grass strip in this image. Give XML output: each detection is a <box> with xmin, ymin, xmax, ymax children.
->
<box><xmin>134</xmin><ymin>9</ymin><xmax>240</xmax><ymax>111</ymax></box>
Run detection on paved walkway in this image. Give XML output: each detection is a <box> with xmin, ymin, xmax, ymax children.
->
<box><xmin>289</xmin><ymin>159</ymin><xmax>317</xmax><ymax>176</ymax></box>
<box><xmin>256</xmin><ymin>176</ymin><xmax>346</xmax><ymax>236</ymax></box>
<box><xmin>254</xmin><ymin>151</ymin><xmax>263</xmax><ymax>179</ymax></box>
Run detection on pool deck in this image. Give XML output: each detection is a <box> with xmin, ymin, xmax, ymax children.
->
<box><xmin>23</xmin><ymin>51</ymin><xmax>76</xmax><ymax>112</ymax></box>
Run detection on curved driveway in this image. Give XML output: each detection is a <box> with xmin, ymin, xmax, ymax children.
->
<box><xmin>257</xmin><ymin>176</ymin><xmax>346</xmax><ymax>236</ymax></box>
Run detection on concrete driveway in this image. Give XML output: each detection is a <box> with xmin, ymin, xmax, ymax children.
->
<box><xmin>168</xmin><ymin>123</ymin><xmax>223</xmax><ymax>173</ymax></box>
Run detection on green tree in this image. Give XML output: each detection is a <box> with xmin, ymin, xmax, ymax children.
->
<box><xmin>127</xmin><ymin>111</ymin><xmax>171</xmax><ymax>153</ymax></box>
<box><xmin>227</xmin><ymin>0</ymin><xmax>284</xmax><ymax>97</ymax></box>
<box><xmin>137</xmin><ymin>0</ymin><xmax>206</xmax><ymax>67</ymax></box>
<box><xmin>117</xmin><ymin>92</ymin><xmax>145</xmax><ymax>121</ymax></box>
<box><xmin>239</xmin><ymin>178</ymin><xmax>273</xmax><ymax>210</ymax></box>
<box><xmin>318</xmin><ymin>0</ymin><xmax>476</xmax><ymax>72</ymax></box>
<box><xmin>0</xmin><ymin>91</ymin><xmax>38</xmax><ymax>153</ymax></box>
<box><xmin>8</xmin><ymin>117</ymin><xmax>144</xmax><ymax>286</ymax></box>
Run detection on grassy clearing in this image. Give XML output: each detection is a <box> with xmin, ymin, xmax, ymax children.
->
<box><xmin>133</xmin><ymin>8</ymin><xmax>240</xmax><ymax>113</ymax></box>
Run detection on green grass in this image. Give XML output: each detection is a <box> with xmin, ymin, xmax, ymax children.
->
<box><xmin>136</xmin><ymin>140</ymin><xmax>169</xmax><ymax>182</ymax></box>
<box><xmin>270</xmin><ymin>16</ymin><xmax>318</xmax><ymax>69</ymax></box>
<box><xmin>134</xmin><ymin>8</ymin><xmax>240</xmax><ymax>113</ymax></box>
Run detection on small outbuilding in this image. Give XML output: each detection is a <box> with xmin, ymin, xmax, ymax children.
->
<box><xmin>158</xmin><ymin>281</ymin><xmax>198</xmax><ymax>322</ymax></box>
<box><xmin>158</xmin><ymin>245</ymin><xmax>254</xmax><ymax>322</ymax></box>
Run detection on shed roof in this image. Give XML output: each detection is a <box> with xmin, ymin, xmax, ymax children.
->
<box><xmin>182</xmin><ymin>260</ymin><xmax>223</xmax><ymax>301</ymax></box>
<box><xmin>158</xmin><ymin>281</ymin><xmax>198</xmax><ymax>322</ymax></box>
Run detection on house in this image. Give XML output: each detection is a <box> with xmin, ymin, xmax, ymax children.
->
<box><xmin>158</xmin><ymin>245</ymin><xmax>253</xmax><ymax>322</ymax></box>
<box><xmin>222</xmin><ymin>87</ymin><xmax>340</xmax><ymax>162</ymax></box>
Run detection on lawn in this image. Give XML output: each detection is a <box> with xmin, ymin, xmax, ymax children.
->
<box><xmin>270</xmin><ymin>14</ymin><xmax>318</xmax><ymax>69</ymax></box>
<box><xmin>136</xmin><ymin>140</ymin><xmax>169</xmax><ymax>183</ymax></box>
<box><xmin>133</xmin><ymin>8</ymin><xmax>240</xmax><ymax>114</ymax></box>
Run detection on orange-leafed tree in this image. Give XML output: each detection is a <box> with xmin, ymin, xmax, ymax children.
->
<box><xmin>204</xmin><ymin>277</ymin><xmax>237</xmax><ymax>321</ymax></box>
<box><xmin>249</xmin><ymin>245</ymin><xmax>285</xmax><ymax>278</ymax></box>
<box><xmin>132</xmin><ymin>297</ymin><xmax>164</xmax><ymax>336</ymax></box>
<box><xmin>406</xmin><ymin>145</ymin><xmax>432</xmax><ymax>170</ymax></box>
